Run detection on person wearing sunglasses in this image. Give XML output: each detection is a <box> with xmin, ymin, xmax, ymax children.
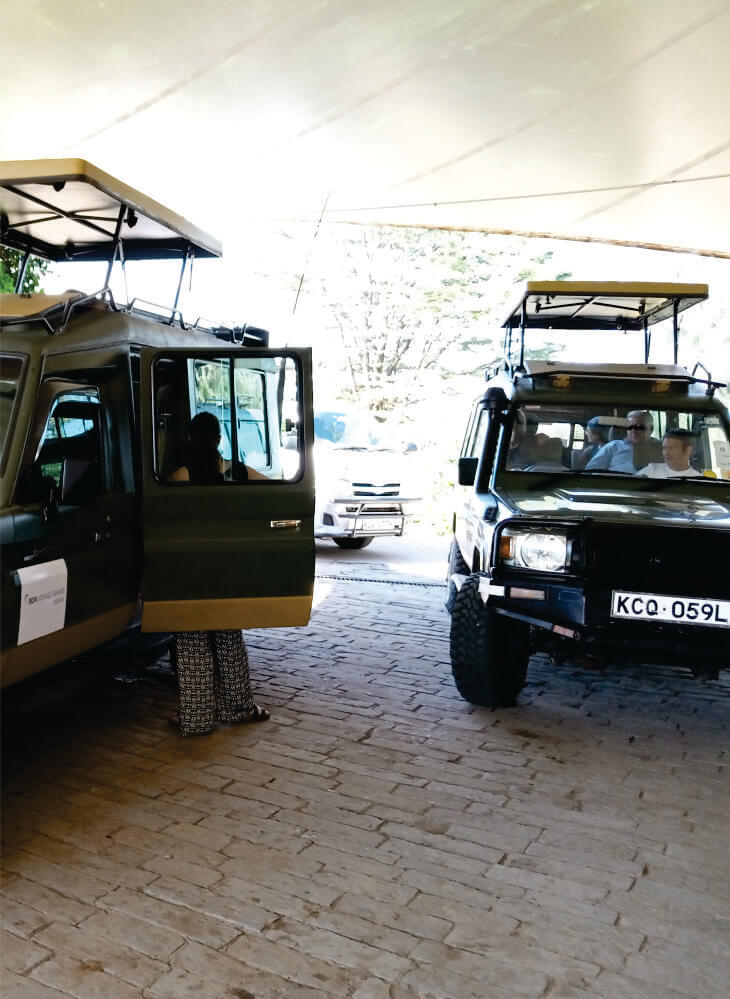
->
<box><xmin>585</xmin><ymin>410</ymin><xmax>658</xmax><ymax>473</ymax></box>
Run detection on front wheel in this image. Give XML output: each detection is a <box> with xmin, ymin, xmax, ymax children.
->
<box><xmin>450</xmin><ymin>573</ymin><xmax>530</xmax><ymax>707</ymax></box>
<box><xmin>333</xmin><ymin>536</ymin><xmax>374</xmax><ymax>550</ymax></box>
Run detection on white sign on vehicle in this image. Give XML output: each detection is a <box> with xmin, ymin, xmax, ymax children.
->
<box><xmin>611</xmin><ymin>590</ymin><xmax>730</xmax><ymax>628</ymax></box>
<box><xmin>357</xmin><ymin>517</ymin><xmax>403</xmax><ymax>533</ymax></box>
<box><xmin>17</xmin><ymin>559</ymin><xmax>68</xmax><ymax>644</ymax></box>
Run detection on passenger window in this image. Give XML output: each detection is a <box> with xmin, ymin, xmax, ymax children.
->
<box><xmin>154</xmin><ymin>354</ymin><xmax>303</xmax><ymax>483</ymax></box>
<box><xmin>26</xmin><ymin>391</ymin><xmax>102</xmax><ymax>505</ymax></box>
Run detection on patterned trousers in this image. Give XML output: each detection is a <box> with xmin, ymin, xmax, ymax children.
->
<box><xmin>174</xmin><ymin>630</ymin><xmax>255</xmax><ymax>736</ymax></box>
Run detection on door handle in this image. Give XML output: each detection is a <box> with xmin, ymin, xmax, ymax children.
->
<box><xmin>270</xmin><ymin>519</ymin><xmax>301</xmax><ymax>529</ymax></box>
<box><xmin>23</xmin><ymin>547</ymin><xmax>49</xmax><ymax>563</ymax></box>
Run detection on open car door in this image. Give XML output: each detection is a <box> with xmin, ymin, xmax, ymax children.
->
<box><xmin>139</xmin><ymin>346</ymin><xmax>314</xmax><ymax>632</ymax></box>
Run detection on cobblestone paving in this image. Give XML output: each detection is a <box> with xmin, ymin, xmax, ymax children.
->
<box><xmin>2</xmin><ymin>562</ymin><xmax>728</xmax><ymax>998</ymax></box>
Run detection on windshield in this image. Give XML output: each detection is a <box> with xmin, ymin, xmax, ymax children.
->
<box><xmin>0</xmin><ymin>354</ymin><xmax>25</xmax><ymax>463</ymax></box>
<box><xmin>314</xmin><ymin>411</ymin><xmax>396</xmax><ymax>450</ymax></box>
<box><xmin>502</xmin><ymin>402</ymin><xmax>730</xmax><ymax>482</ymax></box>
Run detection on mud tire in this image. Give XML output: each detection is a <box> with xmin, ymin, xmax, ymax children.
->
<box><xmin>450</xmin><ymin>573</ymin><xmax>530</xmax><ymax>707</ymax></box>
<box><xmin>445</xmin><ymin>538</ymin><xmax>471</xmax><ymax>613</ymax></box>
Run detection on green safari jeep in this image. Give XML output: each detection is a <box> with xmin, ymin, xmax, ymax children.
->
<box><xmin>448</xmin><ymin>282</ymin><xmax>730</xmax><ymax>707</ymax></box>
<box><xmin>0</xmin><ymin>159</ymin><xmax>314</xmax><ymax>687</ymax></box>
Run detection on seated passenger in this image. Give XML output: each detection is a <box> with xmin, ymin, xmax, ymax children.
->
<box><xmin>169</xmin><ymin>412</ymin><xmax>267</xmax><ymax>482</ymax></box>
<box><xmin>575</xmin><ymin>416</ymin><xmax>610</xmax><ymax>470</ymax></box>
<box><xmin>637</xmin><ymin>429</ymin><xmax>703</xmax><ymax>478</ymax></box>
<box><xmin>586</xmin><ymin>410</ymin><xmax>657</xmax><ymax>473</ymax></box>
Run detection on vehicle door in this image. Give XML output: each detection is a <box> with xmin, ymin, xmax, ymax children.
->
<box><xmin>455</xmin><ymin>401</ymin><xmax>491</xmax><ymax>569</ymax></box>
<box><xmin>139</xmin><ymin>347</ymin><xmax>314</xmax><ymax>631</ymax></box>
<box><xmin>2</xmin><ymin>367</ymin><xmax>139</xmax><ymax>684</ymax></box>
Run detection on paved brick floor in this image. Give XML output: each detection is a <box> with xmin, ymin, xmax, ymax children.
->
<box><xmin>2</xmin><ymin>558</ymin><xmax>729</xmax><ymax>998</ymax></box>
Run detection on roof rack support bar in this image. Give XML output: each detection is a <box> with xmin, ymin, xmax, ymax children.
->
<box><xmin>171</xmin><ymin>245</ymin><xmax>192</xmax><ymax>314</ymax></box>
<box><xmin>103</xmin><ymin>204</ymin><xmax>126</xmax><ymax>288</ymax></box>
<box><xmin>519</xmin><ymin>300</ymin><xmax>527</xmax><ymax>369</ymax></box>
<box><xmin>672</xmin><ymin>299</ymin><xmax>679</xmax><ymax>364</ymax></box>
<box><xmin>14</xmin><ymin>248</ymin><xmax>30</xmax><ymax>293</ymax></box>
<box><xmin>643</xmin><ymin>317</ymin><xmax>650</xmax><ymax>363</ymax></box>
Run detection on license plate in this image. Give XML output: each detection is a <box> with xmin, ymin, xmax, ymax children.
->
<box><xmin>357</xmin><ymin>517</ymin><xmax>403</xmax><ymax>533</ymax></box>
<box><xmin>611</xmin><ymin>590</ymin><xmax>730</xmax><ymax>628</ymax></box>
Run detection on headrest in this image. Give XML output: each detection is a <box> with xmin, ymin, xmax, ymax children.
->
<box><xmin>588</xmin><ymin>416</ymin><xmax>630</xmax><ymax>429</ymax></box>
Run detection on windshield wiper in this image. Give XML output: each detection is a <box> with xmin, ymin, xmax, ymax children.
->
<box><xmin>574</xmin><ymin>469</ymin><xmax>638</xmax><ymax>477</ymax></box>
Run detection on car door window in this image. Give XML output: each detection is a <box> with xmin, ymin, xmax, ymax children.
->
<box><xmin>154</xmin><ymin>353</ymin><xmax>303</xmax><ymax>483</ymax></box>
<box><xmin>25</xmin><ymin>390</ymin><xmax>102</xmax><ymax>506</ymax></box>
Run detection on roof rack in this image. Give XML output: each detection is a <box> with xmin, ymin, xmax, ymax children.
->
<box><xmin>0</xmin><ymin>288</ymin><xmax>117</xmax><ymax>335</ymax></box>
<box><xmin>190</xmin><ymin>318</ymin><xmax>269</xmax><ymax>347</ymax></box>
<box><xmin>513</xmin><ymin>361</ymin><xmax>725</xmax><ymax>396</ymax></box>
<box><xmin>0</xmin><ymin>289</ymin><xmax>271</xmax><ymax>347</ymax></box>
<box><xmin>502</xmin><ymin>281</ymin><xmax>709</xmax><ymax>370</ymax></box>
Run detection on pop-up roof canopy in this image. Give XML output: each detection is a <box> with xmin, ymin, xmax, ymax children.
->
<box><xmin>0</xmin><ymin>158</ymin><xmax>221</xmax><ymax>263</ymax></box>
<box><xmin>502</xmin><ymin>281</ymin><xmax>709</xmax><ymax>332</ymax></box>
<box><xmin>502</xmin><ymin>281</ymin><xmax>710</xmax><ymax>369</ymax></box>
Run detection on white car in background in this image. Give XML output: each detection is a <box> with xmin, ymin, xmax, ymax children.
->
<box><xmin>314</xmin><ymin>410</ymin><xmax>421</xmax><ymax>549</ymax></box>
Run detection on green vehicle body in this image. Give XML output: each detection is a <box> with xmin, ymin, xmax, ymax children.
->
<box><xmin>0</xmin><ymin>160</ymin><xmax>315</xmax><ymax>687</ymax></box>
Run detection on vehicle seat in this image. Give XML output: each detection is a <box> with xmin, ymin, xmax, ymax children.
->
<box><xmin>156</xmin><ymin>384</ymin><xmax>188</xmax><ymax>478</ymax></box>
<box><xmin>522</xmin><ymin>435</ymin><xmax>564</xmax><ymax>465</ymax></box>
<box><xmin>632</xmin><ymin>438</ymin><xmax>664</xmax><ymax>470</ymax></box>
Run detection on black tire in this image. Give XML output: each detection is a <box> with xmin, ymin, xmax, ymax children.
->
<box><xmin>450</xmin><ymin>573</ymin><xmax>530</xmax><ymax>707</ymax></box>
<box><xmin>445</xmin><ymin>538</ymin><xmax>471</xmax><ymax>613</ymax></box>
<box><xmin>333</xmin><ymin>536</ymin><xmax>374</xmax><ymax>549</ymax></box>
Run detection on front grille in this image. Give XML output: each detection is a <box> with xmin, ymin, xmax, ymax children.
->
<box><xmin>353</xmin><ymin>489</ymin><xmax>399</xmax><ymax>497</ymax></box>
<box><xmin>588</xmin><ymin>523</ymin><xmax>730</xmax><ymax>597</ymax></box>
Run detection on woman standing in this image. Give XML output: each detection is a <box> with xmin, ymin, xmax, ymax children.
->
<box><xmin>169</xmin><ymin>412</ymin><xmax>269</xmax><ymax>735</ymax></box>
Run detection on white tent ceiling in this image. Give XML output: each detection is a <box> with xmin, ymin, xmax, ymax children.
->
<box><xmin>2</xmin><ymin>0</ymin><xmax>729</xmax><ymax>256</ymax></box>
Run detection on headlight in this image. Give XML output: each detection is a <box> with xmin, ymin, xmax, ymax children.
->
<box><xmin>499</xmin><ymin>528</ymin><xmax>570</xmax><ymax>573</ymax></box>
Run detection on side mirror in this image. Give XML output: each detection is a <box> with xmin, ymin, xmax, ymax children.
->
<box><xmin>458</xmin><ymin>456</ymin><xmax>478</xmax><ymax>486</ymax></box>
<box><xmin>60</xmin><ymin>457</ymin><xmax>100</xmax><ymax>505</ymax></box>
<box><xmin>20</xmin><ymin>466</ymin><xmax>57</xmax><ymax>507</ymax></box>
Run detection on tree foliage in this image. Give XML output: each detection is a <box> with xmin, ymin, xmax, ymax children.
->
<box><xmin>305</xmin><ymin>225</ymin><xmax>569</xmax><ymax>411</ymax></box>
<box><xmin>0</xmin><ymin>248</ymin><xmax>50</xmax><ymax>294</ymax></box>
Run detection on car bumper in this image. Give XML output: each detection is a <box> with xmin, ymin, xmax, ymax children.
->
<box><xmin>469</xmin><ymin>576</ymin><xmax>730</xmax><ymax>666</ymax></box>
<box><xmin>316</xmin><ymin>496</ymin><xmax>420</xmax><ymax>539</ymax></box>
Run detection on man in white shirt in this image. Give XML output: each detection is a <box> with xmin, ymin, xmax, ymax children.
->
<box><xmin>638</xmin><ymin>429</ymin><xmax>702</xmax><ymax>478</ymax></box>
